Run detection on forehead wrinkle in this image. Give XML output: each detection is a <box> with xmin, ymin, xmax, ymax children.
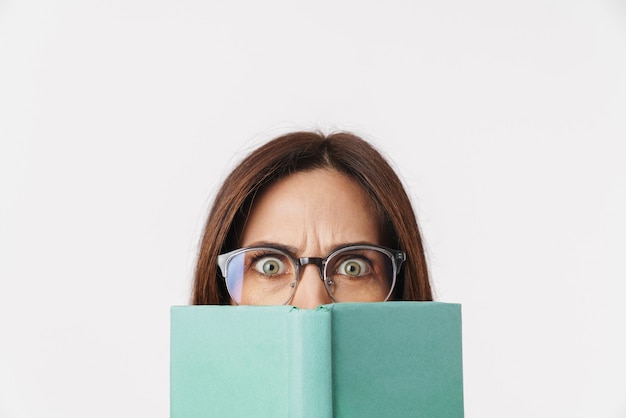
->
<box><xmin>298</xmin><ymin>207</ymin><xmax>368</xmax><ymax>256</ymax></box>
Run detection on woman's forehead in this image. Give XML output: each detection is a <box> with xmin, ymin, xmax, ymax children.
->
<box><xmin>240</xmin><ymin>168</ymin><xmax>384</xmax><ymax>254</ymax></box>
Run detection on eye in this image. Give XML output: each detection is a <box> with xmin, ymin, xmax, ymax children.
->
<box><xmin>253</xmin><ymin>256</ymin><xmax>286</xmax><ymax>276</ymax></box>
<box><xmin>336</xmin><ymin>258</ymin><xmax>370</xmax><ymax>277</ymax></box>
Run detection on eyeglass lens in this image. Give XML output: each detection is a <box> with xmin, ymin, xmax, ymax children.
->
<box><xmin>224</xmin><ymin>247</ymin><xmax>396</xmax><ymax>305</ymax></box>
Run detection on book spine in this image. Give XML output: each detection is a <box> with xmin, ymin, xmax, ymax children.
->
<box><xmin>287</xmin><ymin>307</ymin><xmax>333</xmax><ymax>418</ymax></box>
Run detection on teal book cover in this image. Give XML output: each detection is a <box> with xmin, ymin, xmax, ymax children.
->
<box><xmin>170</xmin><ymin>302</ymin><xmax>464</xmax><ymax>418</ymax></box>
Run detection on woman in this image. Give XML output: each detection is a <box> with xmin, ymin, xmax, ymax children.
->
<box><xmin>192</xmin><ymin>131</ymin><xmax>432</xmax><ymax>307</ymax></box>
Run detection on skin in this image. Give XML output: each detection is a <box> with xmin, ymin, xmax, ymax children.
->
<box><xmin>240</xmin><ymin>168</ymin><xmax>385</xmax><ymax>308</ymax></box>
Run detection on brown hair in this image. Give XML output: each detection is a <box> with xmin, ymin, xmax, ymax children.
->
<box><xmin>192</xmin><ymin>131</ymin><xmax>432</xmax><ymax>304</ymax></box>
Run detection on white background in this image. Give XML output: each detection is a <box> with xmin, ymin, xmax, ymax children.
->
<box><xmin>1</xmin><ymin>0</ymin><xmax>625</xmax><ymax>417</ymax></box>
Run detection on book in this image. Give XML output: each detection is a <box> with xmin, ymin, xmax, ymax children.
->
<box><xmin>170</xmin><ymin>302</ymin><xmax>463</xmax><ymax>417</ymax></box>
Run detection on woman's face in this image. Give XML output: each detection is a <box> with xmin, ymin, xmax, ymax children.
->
<box><xmin>240</xmin><ymin>168</ymin><xmax>385</xmax><ymax>308</ymax></box>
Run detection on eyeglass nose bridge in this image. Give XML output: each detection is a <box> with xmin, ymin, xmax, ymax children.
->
<box><xmin>296</xmin><ymin>257</ymin><xmax>327</xmax><ymax>282</ymax></box>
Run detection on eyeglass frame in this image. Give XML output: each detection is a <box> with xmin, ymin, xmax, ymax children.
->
<box><xmin>217</xmin><ymin>243</ymin><xmax>407</xmax><ymax>305</ymax></box>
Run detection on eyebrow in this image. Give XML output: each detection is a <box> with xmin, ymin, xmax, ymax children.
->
<box><xmin>243</xmin><ymin>241</ymin><xmax>382</xmax><ymax>256</ymax></box>
<box><xmin>244</xmin><ymin>242</ymin><xmax>300</xmax><ymax>255</ymax></box>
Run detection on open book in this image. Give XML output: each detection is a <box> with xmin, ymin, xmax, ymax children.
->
<box><xmin>171</xmin><ymin>302</ymin><xmax>463</xmax><ymax>417</ymax></box>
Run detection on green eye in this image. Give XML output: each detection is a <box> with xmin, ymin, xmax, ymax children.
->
<box><xmin>337</xmin><ymin>259</ymin><xmax>368</xmax><ymax>277</ymax></box>
<box><xmin>254</xmin><ymin>257</ymin><xmax>285</xmax><ymax>276</ymax></box>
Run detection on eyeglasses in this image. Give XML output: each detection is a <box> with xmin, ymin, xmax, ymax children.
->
<box><xmin>217</xmin><ymin>244</ymin><xmax>406</xmax><ymax>305</ymax></box>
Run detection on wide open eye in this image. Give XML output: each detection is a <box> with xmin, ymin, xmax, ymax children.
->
<box><xmin>253</xmin><ymin>256</ymin><xmax>287</xmax><ymax>276</ymax></box>
<box><xmin>335</xmin><ymin>258</ymin><xmax>370</xmax><ymax>277</ymax></box>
